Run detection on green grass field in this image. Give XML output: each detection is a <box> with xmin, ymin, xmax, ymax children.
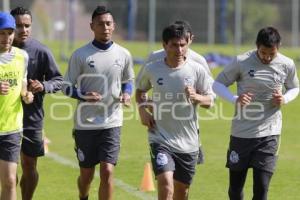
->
<box><xmin>16</xmin><ymin>41</ymin><xmax>300</xmax><ymax>199</ymax></box>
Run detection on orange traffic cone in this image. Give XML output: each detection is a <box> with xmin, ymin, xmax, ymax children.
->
<box><xmin>44</xmin><ymin>136</ymin><xmax>51</xmax><ymax>154</ymax></box>
<box><xmin>140</xmin><ymin>162</ymin><xmax>155</xmax><ymax>192</ymax></box>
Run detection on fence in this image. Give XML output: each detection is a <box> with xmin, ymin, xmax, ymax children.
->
<box><xmin>2</xmin><ymin>0</ymin><xmax>300</xmax><ymax>47</ymax></box>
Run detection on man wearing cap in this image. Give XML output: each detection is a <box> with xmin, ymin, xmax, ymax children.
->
<box><xmin>0</xmin><ymin>12</ymin><xmax>33</xmax><ymax>200</ymax></box>
<box><xmin>10</xmin><ymin>7</ymin><xmax>63</xmax><ymax>200</ymax></box>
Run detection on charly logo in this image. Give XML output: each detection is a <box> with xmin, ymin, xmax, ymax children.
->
<box><xmin>248</xmin><ymin>69</ymin><xmax>255</xmax><ymax>77</ymax></box>
<box><xmin>77</xmin><ymin>148</ymin><xmax>85</xmax><ymax>162</ymax></box>
<box><xmin>156</xmin><ymin>78</ymin><xmax>163</xmax><ymax>85</ymax></box>
<box><xmin>88</xmin><ymin>60</ymin><xmax>95</xmax><ymax>68</ymax></box>
<box><xmin>229</xmin><ymin>150</ymin><xmax>239</xmax><ymax>163</ymax></box>
<box><xmin>156</xmin><ymin>153</ymin><xmax>168</xmax><ymax>166</ymax></box>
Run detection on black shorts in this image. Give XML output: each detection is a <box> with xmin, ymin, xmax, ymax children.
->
<box><xmin>0</xmin><ymin>132</ymin><xmax>22</xmax><ymax>163</ymax></box>
<box><xmin>226</xmin><ymin>135</ymin><xmax>280</xmax><ymax>173</ymax></box>
<box><xmin>73</xmin><ymin>127</ymin><xmax>121</xmax><ymax>168</ymax></box>
<box><xmin>22</xmin><ymin>129</ymin><xmax>44</xmax><ymax>157</ymax></box>
<box><xmin>150</xmin><ymin>143</ymin><xmax>198</xmax><ymax>185</ymax></box>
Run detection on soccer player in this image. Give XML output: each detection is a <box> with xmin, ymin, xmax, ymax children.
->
<box><xmin>146</xmin><ymin>20</ymin><xmax>213</xmax><ymax>80</ymax></box>
<box><xmin>10</xmin><ymin>7</ymin><xmax>63</xmax><ymax>200</ymax></box>
<box><xmin>136</xmin><ymin>23</ymin><xmax>213</xmax><ymax>200</ymax></box>
<box><xmin>0</xmin><ymin>12</ymin><xmax>33</xmax><ymax>200</ymax></box>
<box><xmin>145</xmin><ymin>20</ymin><xmax>215</xmax><ymax>164</ymax></box>
<box><xmin>62</xmin><ymin>6</ymin><xmax>134</xmax><ymax>200</ymax></box>
<box><xmin>213</xmin><ymin>26</ymin><xmax>299</xmax><ymax>200</ymax></box>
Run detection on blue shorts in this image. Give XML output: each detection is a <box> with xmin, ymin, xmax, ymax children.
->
<box><xmin>0</xmin><ymin>132</ymin><xmax>22</xmax><ymax>163</ymax></box>
<box><xmin>73</xmin><ymin>127</ymin><xmax>121</xmax><ymax>168</ymax></box>
<box><xmin>150</xmin><ymin>143</ymin><xmax>198</xmax><ymax>185</ymax></box>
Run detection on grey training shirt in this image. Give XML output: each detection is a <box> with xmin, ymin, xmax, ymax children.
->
<box><xmin>216</xmin><ymin>50</ymin><xmax>299</xmax><ymax>138</ymax></box>
<box><xmin>136</xmin><ymin>58</ymin><xmax>213</xmax><ymax>153</ymax></box>
<box><xmin>64</xmin><ymin>42</ymin><xmax>134</xmax><ymax>130</ymax></box>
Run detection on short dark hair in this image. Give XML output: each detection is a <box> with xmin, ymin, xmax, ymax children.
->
<box><xmin>92</xmin><ymin>6</ymin><xmax>112</xmax><ymax>20</ymax></box>
<box><xmin>162</xmin><ymin>24</ymin><xmax>190</xmax><ymax>44</ymax></box>
<box><xmin>174</xmin><ymin>20</ymin><xmax>193</xmax><ymax>35</ymax></box>
<box><xmin>256</xmin><ymin>27</ymin><xmax>281</xmax><ymax>48</ymax></box>
<box><xmin>10</xmin><ymin>6</ymin><xmax>32</xmax><ymax>19</ymax></box>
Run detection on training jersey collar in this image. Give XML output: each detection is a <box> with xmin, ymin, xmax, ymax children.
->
<box><xmin>92</xmin><ymin>40</ymin><xmax>113</xmax><ymax>50</ymax></box>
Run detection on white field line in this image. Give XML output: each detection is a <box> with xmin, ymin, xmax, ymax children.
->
<box><xmin>46</xmin><ymin>152</ymin><xmax>156</xmax><ymax>200</ymax></box>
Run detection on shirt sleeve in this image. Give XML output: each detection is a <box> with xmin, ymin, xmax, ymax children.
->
<box><xmin>19</xmin><ymin>50</ymin><xmax>29</xmax><ymax>95</ymax></box>
<box><xmin>189</xmin><ymin>49</ymin><xmax>212</xmax><ymax>76</ymax></box>
<box><xmin>284</xmin><ymin>61</ymin><xmax>299</xmax><ymax>90</ymax></box>
<box><xmin>145</xmin><ymin>52</ymin><xmax>154</xmax><ymax>64</ymax></box>
<box><xmin>135</xmin><ymin>65</ymin><xmax>152</xmax><ymax>91</ymax></box>
<box><xmin>215</xmin><ymin>56</ymin><xmax>240</xmax><ymax>87</ymax></box>
<box><xmin>195</xmin><ymin>66</ymin><xmax>213</xmax><ymax>96</ymax></box>
<box><xmin>283</xmin><ymin>87</ymin><xmax>299</xmax><ymax>104</ymax></box>
<box><xmin>185</xmin><ymin>50</ymin><xmax>216</xmax><ymax>100</ymax></box>
<box><xmin>22</xmin><ymin>50</ymin><xmax>29</xmax><ymax>82</ymax></box>
<box><xmin>121</xmin><ymin>51</ymin><xmax>135</xmax><ymax>83</ymax></box>
<box><xmin>42</xmin><ymin>48</ymin><xmax>63</xmax><ymax>93</ymax></box>
<box><xmin>212</xmin><ymin>81</ymin><xmax>238</xmax><ymax>103</ymax></box>
<box><xmin>145</xmin><ymin>50</ymin><xmax>165</xmax><ymax>64</ymax></box>
<box><xmin>62</xmin><ymin>51</ymin><xmax>82</xmax><ymax>95</ymax></box>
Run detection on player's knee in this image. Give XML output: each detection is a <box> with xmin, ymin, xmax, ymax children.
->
<box><xmin>2</xmin><ymin>174</ymin><xmax>17</xmax><ymax>189</ymax></box>
<box><xmin>253</xmin><ymin>181</ymin><xmax>269</xmax><ymax>200</ymax></box>
<box><xmin>253</xmin><ymin>168</ymin><xmax>272</xmax><ymax>200</ymax></box>
<box><xmin>21</xmin><ymin>155</ymin><xmax>37</xmax><ymax>170</ymax></box>
<box><xmin>100</xmin><ymin>164</ymin><xmax>114</xmax><ymax>181</ymax></box>
<box><xmin>21</xmin><ymin>162</ymin><xmax>37</xmax><ymax>173</ymax></box>
<box><xmin>79</xmin><ymin>174</ymin><xmax>93</xmax><ymax>185</ymax></box>
<box><xmin>21</xmin><ymin>162</ymin><xmax>38</xmax><ymax>177</ymax></box>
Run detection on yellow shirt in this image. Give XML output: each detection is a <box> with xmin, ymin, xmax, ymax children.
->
<box><xmin>0</xmin><ymin>47</ymin><xmax>27</xmax><ymax>134</ymax></box>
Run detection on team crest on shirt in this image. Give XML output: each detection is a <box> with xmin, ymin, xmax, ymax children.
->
<box><xmin>88</xmin><ymin>60</ymin><xmax>95</xmax><ymax>68</ymax></box>
<box><xmin>113</xmin><ymin>59</ymin><xmax>122</xmax><ymax>68</ymax></box>
<box><xmin>229</xmin><ymin>150</ymin><xmax>239</xmax><ymax>163</ymax></box>
<box><xmin>184</xmin><ymin>77</ymin><xmax>193</xmax><ymax>86</ymax></box>
<box><xmin>248</xmin><ymin>69</ymin><xmax>255</xmax><ymax>77</ymax></box>
<box><xmin>156</xmin><ymin>153</ymin><xmax>168</xmax><ymax>166</ymax></box>
<box><xmin>77</xmin><ymin>148</ymin><xmax>85</xmax><ymax>162</ymax></box>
